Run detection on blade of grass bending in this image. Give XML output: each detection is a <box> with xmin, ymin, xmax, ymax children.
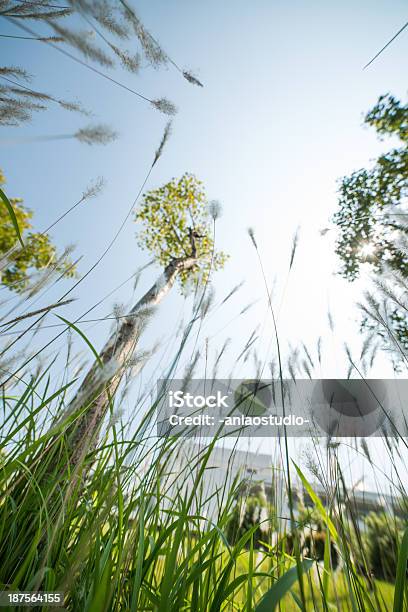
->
<box><xmin>254</xmin><ymin>559</ymin><xmax>314</xmax><ymax>611</ymax></box>
<box><xmin>0</xmin><ymin>187</ymin><xmax>24</xmax><ymax>247</ymax></box>
<box><xmin>393</xmin><ymin>525</ymin><xmax>408</xmax><ymax>612</ymax></box>
<box><xmin>292</xmin><ymin>461</ymin><xmax>338</xmax><ymax>541</ymax></box>
<box><xmin>56</xmin><ymin>315</ymin><xmax>103</xmax><ymax>367</ymax></box>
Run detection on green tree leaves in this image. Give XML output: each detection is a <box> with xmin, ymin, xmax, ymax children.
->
<box><xmin>0</xmin><ymin>169</ymin><xmax>76</xmax><ymax>293</ymax></box>
<box><xmin>333</xmin><ymin>95</ymin><xmax>408</xmax><ymax>360</ymax></box>
<box><xmin>334</xmin><ymin>95</ymin><xmax>408</xmax><ymax>281</ymax></box>
<box><xmin>135</xmin><ymin>173</ymin><xmax>227</xmax><ymax>291</ymax></box>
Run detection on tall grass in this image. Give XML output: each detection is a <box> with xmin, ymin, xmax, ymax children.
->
<box><xmin>0</xmin><ymin>249</ymin><xmax>407</xmax><ymax>611</ymax></box>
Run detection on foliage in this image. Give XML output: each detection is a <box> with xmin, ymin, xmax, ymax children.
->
<box><xmin>333</xmin><ymin>95</ymin><xmax>408</xmax><ymax>357</ymax></box>
<box><xmin>135</xmin><ymin>173</ymin><xmax>228</xmax><ymax>290</ymax></box>
<box><xmin>0</xmin><ymin>169</ymin><xmax>76</xmax><ymax>292</ymax></box>
<box><xmin>334</xmin><ymin>95</ymin><xmax>408</xmax><ymax>281</ymax></box>
<box><xmin>363</xmin><ymin>512</ymin><xmax>405</xmax><ymax>582</ymax></box>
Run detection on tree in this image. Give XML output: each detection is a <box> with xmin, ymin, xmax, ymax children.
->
<box><xmin>136</xmin><ymin>174</ymin><xmax>227</xmax><ymax>290</ymax></box>
<box><xmin>0</xmin><ymin>168</ymin><xmax>76</xmax><ymax>292</ymax></box>
<box><xmin>333</xmin><ymin>95</ymin><xmax>408</xmax><ymax>361</ymax></box>
<box><xmin>62</xmin><ymin>173</ymin><xmax>227</xmax><ymax>464</ymax></box>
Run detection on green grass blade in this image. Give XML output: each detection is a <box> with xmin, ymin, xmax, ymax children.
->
<box><xmin>56</xmin><ymin>315</ymin><xmax>103</xmax><ymax>367</ymax></box>
<box><xmin>293</xmin><ymin>461</ymin><xmax>338</xmax><ymax>541</ymax></box>
<box><xmin>393</xmin><ymin>525</ymin><xmax>408</xmax><ymax>612</ymax></box>
<box><xmin>255</xmin><ymin>559</ymin><xmax>314</xmax><ymax>612</ymax></box>
<box><xmin>0</xmin><ymin>186</ymin><xmax>24</xmax><ymax>247</ymax></box>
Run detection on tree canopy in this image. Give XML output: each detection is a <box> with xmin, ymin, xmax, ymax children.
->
<box><xmin>333</xmin><ymin>95</ymin><xmax>408</xmax><ymax>358</ymax></box>
<box><xmin>135</xmin><ymin>173</ymin><xmax>228</xmax><ymax>290</ymax></box>
<box><xmin>0</xmin><ymin>169</ymin><xmax>76</xmax><ymax>292</ymax></box>
<box><xmin>334</xmin><ymin>94</ymin><xmax>408</xmax><ymax>280</ymax></box>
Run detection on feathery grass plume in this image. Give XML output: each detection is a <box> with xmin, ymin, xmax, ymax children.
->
<box><xmin>182</xmin><ymin>70</ymin><xmax>204</xmax><ymax>87</ymax></box>
<box><xmin>344</xmin><ymin>343</ymin><xmax>356</xmax><ymax>379</ymax></box>
<box><xmin>24</xmin><ymin>243</ymin><xmax>76</xmax><ymax>297</ymax></box>
<box><xmin>0</xmin><ymin>348</ymin><xmax>30</xmax><ymax>385</ymax></box>
<box><xmin>243</xmin><ymin>347</ymin><xmax>251</xmax><ymax>363</ymax></box>
<box><xmin>96</xmin><ymin>356</ymin><xmax>120</xmax><ymax>384</ymax></box>
<box><xmin>129</xmin><ymin>304</ymin><xmax>156</xmax><ymax>328</ymax></box>
<box><xmin>373</xmin><ymin>278</ymin><xmax>408</xmax><ymax>319</ymax></box>
<box><xmin>108</xmin><ymin>407</ymin><xmax>124</xmax><ymax>427</ymax></box>
<box><xmin>369</xmin><ymin>343</ymin><xmax>378</xmax><ymax>368</ymax></box>
<box><xmin>132</xmin><ymin>272</ymin><xmax>141</xmax><ymax>291</ymax></box>
<box><xmin>221</xmin><ymin>281</ymin><xmax>244</xmax><ymax>305</ymax></box>
<box><xmin>112</xmin><ymin>302</ymin><xmax>125</xmax><ymax>321</ymax></box>
<box><xmin>152</xmin><ymin>121</ymin><xmax>172</xmax><ymax>167</ymax></box>
<box><xmin>360</xmin><ymin>331</ymin><xmax>375</xmax><ymax>360</ymax></box>
<box><xmin>252</xmin><ymin>350</ymin><xmax>263</xmax><ymax>378</ymax></box>
<box><xmin>58</xmin><ymin>99</ymin><xmax>90</xmax><ymax>115</ymax></box>
<box><xmin>75</xmin><ymin>123</ymin><xmax>117</xmax><ymax>145</ymax></box>
<box><xmin>304</xmin><ymin>449</ymin><xmax>323</xmax><ymax>484</ymax></box>
<box><xmin>327</xmin><ymin>309</ymin><xmax>334</xmax><ymax>332</ymax></box>
<box><xmin>0</xmin><ymin>74</ymin><xmax>91</xmax><ymax>118</ymax></box>
<box><xmin>247</xmin><ymin>226</ymin><xmax>257</xmax><ymax>248</ymax></box>
<box><xmin>0</xmin><ymin>98</ymin><xmax>32</xmax><ymax>125</ymax></box>
<box><xmin>0</xmin><ymin>66</ymin><xmax>31</xmax><ymax>80</ymax></box>
<box><xmin>82</xmin><ymin>176</ymin><xmax>105</xmax><ymax>200</ymax></box>
<box><xmin>95</xmin><ymin>5</ymin><xmax>130</xmax><ymax>38</ymax></box>
<box><xmin>181</xmin><ymin>350</ymin><xmax>200</xmax><ymax>392</ymax></box>
<box><xmin>301</xmin><ymin>342</ymin><xmax>314</xmax><ymax>368</ymax></box>
<box><xmin>200</xmin><ymin>285</ymin><xmax>215</xmax><ymax>318</ymax></box>
<box><xmin>360</xmin><ymin>439</ymin><xmax>372</xmax><ymax>462</ymax></box>
<box><xmin>240</xmin><ymin>300</ymin><xmax>256</xmax><ymax>315</ymax></box>
<box><xmin>71</xmin><ymin>0</ymin><xmax>131</xmax><ymax>39</ymax></box>
<box><xmin>47</xmin><ymin>20</ymin><xmax>115</xmax><ymax>67</ymax></box>
<box><xmin>289</xmin><ymin>226</ymin><xmax>300</xmax><ymax>270</ymax></box>
<box><xmin>125</xmin><ymin>348</ymin><xmax>155</xmax><ymax>371</ymax></box>
<box><xmin>0</xmin><ymin>298</ymin><xmax>75</xmax><ymax>328</ymax></box>
<box><xmin>301</xmin><ymin>359</ymin><xmax>312</xmax><ymax>379</ymax></box>
<box><xmin>2</xmin><ymin>3</ymin><xmax>73</xmax><ymax>19</ymax></box>
<box><xmin>287</xmin><ymin>357</ymin><xmax>297</xmax><ymax>381</ymax></box>
<box><xmin>317</xmin><ymin>336</ymin><xmax>322</xmax><ymax>364</ymax></box>
<box><xmin>6</xmin><ymin>87</ymin><xmax>51</xmax><ymax>101</ymax></box>
<box><xmin>237</xmin><ymin>327</ymin><xmax>258</xmax><ymax>361</ymax></box>
<box><xmin>119</xmin><ymin>1</ymin><xmax>167</xmax><ymax>67</ymax></box>
<box><xmin>209</xmin><ymin>200</ymin><xmax>222</xmax><ymax>221</ymax></box>
<box><xmin>151</xmin><ymin>98</ymin><xmax>177</xmax><ymax>116</ymax></box>
<box><xmin>211</xmin><ymin>337</ymin><xmax>230</xmax><ymax>379</ymax></box>
<box><xmin>108</xmin><ymin>44</ymin><xmax>140</xmax><ymax>72</ymax></box>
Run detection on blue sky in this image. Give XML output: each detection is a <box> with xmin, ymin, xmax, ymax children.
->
<box><xmin>1</xmin><ymin>0</ymin><xmax>408</xmax><ymax>487</ymax></box>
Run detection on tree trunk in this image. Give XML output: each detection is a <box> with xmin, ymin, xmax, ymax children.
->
<box><xmin>63</xmin><ymin>254</ymin><xmax>197</xmax><ymax>465</ymax></box>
